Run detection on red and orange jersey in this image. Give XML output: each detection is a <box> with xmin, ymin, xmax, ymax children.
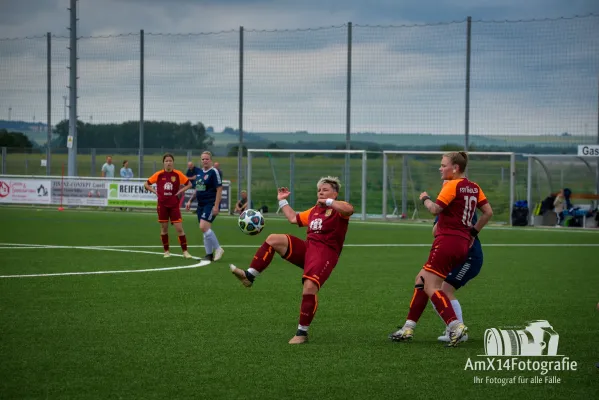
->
<box><xmin>146</xmin><ymin>169</ymin><xmax>189</xmax><ymax>207</ymax></box>
<box><xmin>296</xmin><ymin>203</ymin><xmax>351</xmax><ymax>255</ymax></box>
<box><xmin>435</xmin><ymin>178</ymin><xmax>488</xmax><ymax>240</ymax></box>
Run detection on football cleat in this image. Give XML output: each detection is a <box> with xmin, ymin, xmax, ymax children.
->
<box><xmin>213</xmin><ymin>247</ymin><xmax>225</xmax><ymax>261</ymax></box>
<box><xmin>447</xmin><ymin>322</ymin><xmax>468</xmax><ymax>347</ymax></box>
<box><xmin>182</xmin><ymin>250</ymin><xmax>193</xmax><ymax>259</ymax></box>
<box><xmin>288</xmin><ymin>335</ymin><xmax>308</xmax><ymax>344</ymax></box>
<box><xmin>164</xmin><ymin>251</ymin><xmax>171</xmax><ymax>258</ymax></box>
<box><xmin>389</xmin><ymin>326</ymin><xmax>414</xmax><ymax>342</ymax></box>
<box><xmin>438</xmin><ymin>330</ymin><xmax>469</xmax><ymax>343</ymax></box>
<box><xmin>229</xmin><ymin>264</ymin><xmax>253</xmax><ymax>287</ymax></box>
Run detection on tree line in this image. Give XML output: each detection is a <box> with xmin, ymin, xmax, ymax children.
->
<box><xmin>51</xmin><ymin>120</ymin><xmax>213</xmax><ymax>149</ymax></box>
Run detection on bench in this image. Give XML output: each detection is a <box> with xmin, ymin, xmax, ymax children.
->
<box><xmin>540</xmin><ymin>192</ymin><xmax>599</xmax><ymax>228</ymax></box>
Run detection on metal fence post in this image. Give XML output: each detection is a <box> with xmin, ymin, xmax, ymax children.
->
<box><xmin>237</xmin><ymin>26</ymin><xmax>244</xmax><ymax>205</ymax></box>
<box><xmin>91</xmin><ymin>148</ymin><xmax>96</xmax><ymax>176</ymax></box>
<box><xmin>0</xmin><ymin>147</ymin><xmax>5</xmax><ymax>174</ymax></box>
<box><xmin>345</xmin><ymin>22</ymin><xmax>352</xmax><ymax>202</ymax></box>
<box><xmin>464</xmin><ymin>16</ymin><xmax>472</xmax><ymax>151</ymax></box>
<box><xmin>139</xmin><ymin>29</ymin><xmax>145</xmax><ymax>179</ymax></box>
<box><xmin>46</xmin><ymin>32</ymin><xmax>52</xmax><ymax>176</ymax></box>
<box><xmin>67</xmin><ymin>0</ymin><xmax>78</xmax><ymax>177</ymax></box>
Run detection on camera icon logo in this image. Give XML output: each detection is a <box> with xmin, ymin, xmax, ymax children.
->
<box><xmin>484</xmin><ymin>320</ymin><xmax>559</xmax><ymax>356</ymax></box>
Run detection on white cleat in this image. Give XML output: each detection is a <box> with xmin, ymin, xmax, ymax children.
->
<box><xmin>183</xmin><ymin>250</ymin><xmax>193</xmax><ymax>259</ymax></box>
<box><xmin>447</xmin><ymin>321</ymin><xmax>468</xmax><ymax>347</ymax></box>
<box><xmin>213</xmin><ymin>247</ymin><xmax>225</xmax><ymax>261</ymax></box>
<box><xmin>438</xmin><ymin>330</ymin><xmax>468</xmax><ymax>343</ymax></box>
<box><xmin>164</xmin><ymin>251</ymin><xmax>171</xmax><ymax>258</ymax></box>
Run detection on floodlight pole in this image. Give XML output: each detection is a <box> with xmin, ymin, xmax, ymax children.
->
<box><xmin>67</xmin><ymin>0</ymin><xmax>78</xmax><ymax>177</ymax></box>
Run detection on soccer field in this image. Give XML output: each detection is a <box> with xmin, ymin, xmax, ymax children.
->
<box><xmin>0</xmin><ymin>207</ymin><xmax>598</xmax><ymax>399</ymax></box>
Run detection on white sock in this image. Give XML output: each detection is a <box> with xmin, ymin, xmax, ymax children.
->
<box><xmin>298</xmin><ymin>324</ymin><xmax>309</xmax><ymax>333</ymax></box>
<box><xmin>247</xmin><ymin>268</ymin><xmax>260</xmax><ymax>277</ymax></box>
<box><xmin>205</xmin><ymin>229</ymin><xmax>220</xmax><ymax>252</ymax></box>
<box><xmin>451</xmin><ymin>299</ymin><xmax>463</xmax><ymax>323</ymax></box>
<box><xmin>404</xmin><ymin>319</ymin><xmax>416</xmax><ymax>329</ymax></box>
<box><xmin>203</xmin><ymin>230</ymin><xmax>214</xmax><ymax>255</ymax></box>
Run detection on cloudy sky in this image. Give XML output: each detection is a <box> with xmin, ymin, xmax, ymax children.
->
<box><xmin>0</xmin><ymin>0</ymin><xmax>598</xmax><ymax>136</ymax></box>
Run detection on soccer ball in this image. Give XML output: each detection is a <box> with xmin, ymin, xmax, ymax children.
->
<box><xmin>238</xmin><ymin>209</ymin><xmax>265</xmax><ymax>236</ymax></box>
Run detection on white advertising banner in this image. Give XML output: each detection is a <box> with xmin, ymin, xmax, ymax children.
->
<box><xmin>51</xmin><ymin>179</ymin><xmax>108</xmax><ymax>206</ymax></box>
<box><xmin>0</xmin><ymin>179</ymin><xmax>52</xmax><ymax>204</ymax></box>
<box><xmin>107</xmin><ymin>181</ymin><xmax>158</xmax><ymax>208</ymax></box>
<box><xmin>577</xmin><ymin>145</ymin><xmax>599</xmax><ymax>157</ymax></box>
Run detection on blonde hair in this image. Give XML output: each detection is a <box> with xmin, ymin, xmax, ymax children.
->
<box><xmin>443</xmin><ymin>151</ymin><xmax>468</xmax><ymax>173</ymax></box>
<box><xmin>201</xmin><ymin>151</ymin><xmax>212</xmax><ymax>159</ymax></box>
<box><xmin>317</xmin><ymin>176</ymin><xmax>341</xmax><ymax>193</ymax></box>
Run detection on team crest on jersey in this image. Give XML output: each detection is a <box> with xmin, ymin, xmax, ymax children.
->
<box><xmin>171</xmin><ymin>176</ymin><xmax>176</xmax><ymax>182</ymax></box>
<box><xmin>325</xmin><ymin>209</ymin><xmax>332</xmax><ymax>217</ymax></box>
<box><xmin>204</xmin><ymin>175</ymin><xmax>208</xmax><ymax>180</ymax></box>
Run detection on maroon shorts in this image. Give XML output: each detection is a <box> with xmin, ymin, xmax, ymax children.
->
<box><xmin>423</xmin><ymin>235</ymin><xmax>469</xmax><ymax>279</ymax></box>
<box><xmin>157</xmin><ymin>204</ymin><xmax>182</xmax><ymax>223</ymax></box>
<box><xmin>283</xmin><ymin>234</ymin><xmax>339</xmax><ymax>288</ymax></box>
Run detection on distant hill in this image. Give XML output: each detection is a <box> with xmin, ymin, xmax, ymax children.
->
<box><xmin>1</xmin><ymin>119</ymin><xmax>592</xmax><ymax>153</ymax></box>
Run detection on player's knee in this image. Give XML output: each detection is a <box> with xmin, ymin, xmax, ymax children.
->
<box><xmin>302</xmin><ymin>279</ymin><xmax>319</xmax><ymax>295</ymax></box>
<box><xmin>414</xmin><ymin>273</ymin><xmax>425</xmax><ymax>286</ymax></box>
<box><xmin>266</xmin><ymin>234</ymin><xmax>287</xmax><ymax>252</ymax></box>
<box><xmin>441</xmin><ymin>281</ymin><xmax>456</xmax><ymax>298</ymax></box>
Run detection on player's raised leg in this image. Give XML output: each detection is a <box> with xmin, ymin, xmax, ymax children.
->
<box><xmin>230</xmin><ymin>234</ymin><xmax>306</xmax><ymax>287</ymax></box>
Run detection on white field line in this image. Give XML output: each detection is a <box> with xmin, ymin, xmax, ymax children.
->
<box><xmin>0</xmin><ymin>244</ymin><xmax>211</xmax><ymax>278</ymax></box>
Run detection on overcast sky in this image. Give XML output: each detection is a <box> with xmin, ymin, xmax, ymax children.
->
<box><xmin>0</xmin><ymin>0</ymin><xmax>598</xmax><ymax>136</ymax></box>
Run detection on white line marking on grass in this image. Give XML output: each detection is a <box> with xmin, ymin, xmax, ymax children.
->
<box><xmin>0</xmin><ymin>244</ymin><xmax>211</xmax><ymax>278</ymax></box>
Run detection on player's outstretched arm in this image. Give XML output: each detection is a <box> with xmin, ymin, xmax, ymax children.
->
<box><xmin>277</xmin><ymin>187</ymin><xmax>298</xmax><ymax>224</ymax></box>
<box><xmin>316</xmin><ymin>198</ymin><xmax>354</xmax><ymax>217</ymax></box>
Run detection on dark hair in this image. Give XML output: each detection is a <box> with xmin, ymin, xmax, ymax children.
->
<box><xmin>444</xmin><ymin>151</ymin><xmax>468</xmax><ymax>173</ymax></box>
<box><xmin>162</xmin><ymin>153</ymin><xmax>175</xmax><ymax>162</ymax></box>
<box><xmin>122</xmin><ymin>160</ymin><xmax>128</xmax><ymax>166</ymax></box>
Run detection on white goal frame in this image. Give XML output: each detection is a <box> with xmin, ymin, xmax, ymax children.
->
<box><xmin>247</xmin><ymin>149</ymin><xmax>368</xmax><ymax>220</ymax></box>
<box><xmin>382</xmin><ymin>150</ymin><xmax>516</xmax><ymax>224</ymax></box>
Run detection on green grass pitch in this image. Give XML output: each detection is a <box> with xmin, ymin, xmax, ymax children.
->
<box><xmin>0</xmin><ymin>206</ymin><xmax>598</xmax><ymax>399</ymax></box>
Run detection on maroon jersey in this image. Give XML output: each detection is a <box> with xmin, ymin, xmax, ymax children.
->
<box><xmin>435</xmin><ymin>178</ymin><xmax>488</xmax><ymax>240</ymax></box>
<box><xmin>147</xmin><ymin>169</ymin><xmax>189</xmax><ymax>208</ymax></box>
<box><xmin>296</xmin><ymin>203</ymin><xmax>350</xmax><ymax>254</ymax></box>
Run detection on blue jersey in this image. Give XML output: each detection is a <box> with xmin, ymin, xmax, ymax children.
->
<box><xmin>186</xmin><ymin>167</ymin><xmax>202</xmax><ymax>189</ymax></box>
<box><xmin>195</xmin><ymin>167</ymin><xmax>222</xmax><ymax>206</ymax></box>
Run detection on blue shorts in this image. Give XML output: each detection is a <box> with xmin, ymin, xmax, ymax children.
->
<box><xmin>445</xmin><ymin>246</ymin><xmax>483</xmax><ymax>290</ymax></box>
<box><xmin>197</xmin><ymin>204</ymin><xmax>217</xmax><ymax>223</ymax></box>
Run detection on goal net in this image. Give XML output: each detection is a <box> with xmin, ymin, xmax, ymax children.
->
<box><xmin>382</xmin><ymin>151</ymin><xmax>517</xmax><ymax>224</ymax></box>
<box><xmin>246</xmin><ymin>149</ymin><xmax>368</xmax><ymax>220</ymax></box>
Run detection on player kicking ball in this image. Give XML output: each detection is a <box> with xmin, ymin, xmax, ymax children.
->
<box><xmin>229</xmin><ymin>176</ymin><xmax>354</xmax><ymax>344</ymax></box>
